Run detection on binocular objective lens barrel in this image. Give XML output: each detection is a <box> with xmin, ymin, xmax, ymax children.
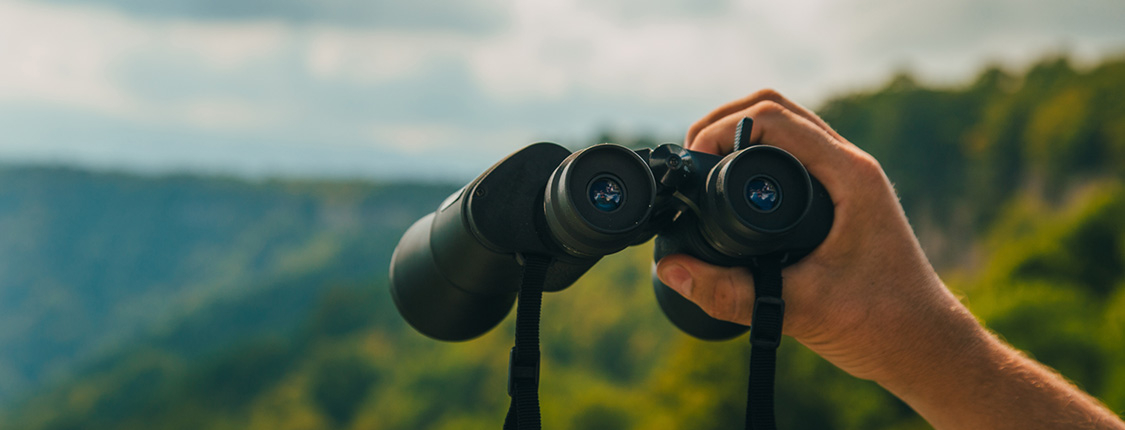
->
<box><xmin>389</xmin><ymin>188</ymin><xmax>523</xmax><ymax>342</ymax></box>
<box><xmin>544</xmin><ymin>144</ymin><xmax>656</xmax><ymax>258</ymax></box>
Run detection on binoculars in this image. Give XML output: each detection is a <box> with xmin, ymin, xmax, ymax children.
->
<box><xmin>389</xmin><ymin>135</ymin><xmax>833</xmax><ymax>342</ymax></box>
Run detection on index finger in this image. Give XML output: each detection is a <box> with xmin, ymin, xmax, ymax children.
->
<box><xmin>688</xmin><ymin>101</ymin><xmax>870</xmax><ymax>195</ymax></box>
<box><xmin>685</xmin><ymin>89</ymin><xmax>849</xmax><ymax>146</ymax></box>
<box><xmin>689</xmin><ymin>101</ymin><xmax>848</xmax><ymax>166</ymax></box>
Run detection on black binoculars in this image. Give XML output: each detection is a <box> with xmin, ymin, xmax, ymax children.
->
<box><xmin>389</xmin><ymin>134</ymin><xmax>833</xmax><ymax>342</ymax></box>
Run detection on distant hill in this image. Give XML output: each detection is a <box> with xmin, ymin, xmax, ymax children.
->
<box><xmin>0</xmin><ymin>166</ymin><xmax>456</xmax><ymax>405</ymax></box>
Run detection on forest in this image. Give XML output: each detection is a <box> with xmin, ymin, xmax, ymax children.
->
<box><xmin>0</xmin><ymin>54</ymin><xmax>1123</xmax><ymax>429</ymax></box>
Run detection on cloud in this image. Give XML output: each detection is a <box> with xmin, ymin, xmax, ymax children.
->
<box><xmin>0</xmin><ymin>2</ymin><xmax>143</xmax><ymax>115</ymax></box>
<box><xmin>1</xmin><ymin>0</ymin><xmax>1124</xmax><ymax>180</ymax></box>
<box><xmin>35</xmin><ymin>0</ymin><xmax>513</xmax><ymax>33</ymax></box>
<box><xmin>814</xmin><ymin>0</ymin><xmax>1125</xmax><ymax>83</ymax></box>
<box><xmin>0</xmin><ymin>1</ymin><xmax>295</xmax><ymax>131</ymax></box>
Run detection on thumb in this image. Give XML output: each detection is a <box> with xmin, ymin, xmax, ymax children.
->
<box><xmin>655</xmin><ymin>254</ymin><xmax>757</xmax><ymax>325</ymax></box>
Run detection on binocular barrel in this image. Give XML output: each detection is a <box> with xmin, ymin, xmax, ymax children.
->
<box><xmin>390</xmin><ymin>210</ymin><xmax>520</xmax><ymax>342</ymax></box>
<box><xmin>389</xmin><ymin>140</ymin><xmax>833</xmax><ymax>342</ymax></box>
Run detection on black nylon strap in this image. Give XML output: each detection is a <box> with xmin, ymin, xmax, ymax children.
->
<box><xmin>734</xmin><ymin>117</ymin><xmax>754</xmax><ymax>152</ymax></box>
<box><xmin>747</xmin><ymin>256</ymin><xmax>785</xmax><ymax>430</ymax></box>
<box><xmin>503</xmin><ymin>254</ymin><xmax>552</xmax><ymax>430</ymax></box>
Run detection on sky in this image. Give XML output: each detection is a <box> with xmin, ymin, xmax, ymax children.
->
<box><xmin>1</xmin><ymin>0</ymin><xmax>1123</xmax><ymax>182</ymax></box>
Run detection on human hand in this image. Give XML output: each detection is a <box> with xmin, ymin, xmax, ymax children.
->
<box><xmin>655</xmin><ymin>89</ymin><xmax>980</xmax><ymax>382</ymax></box>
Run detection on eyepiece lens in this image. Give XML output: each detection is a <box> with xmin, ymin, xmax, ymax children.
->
<box><xmin>746</xmin><ymin>176</ymin><xmax>780</xmax><ymax>212</ymax></box>
<box><xmin>588</xmin><ymin>176</ymin><xmax>625</xmax><ymax>212</ymax></box>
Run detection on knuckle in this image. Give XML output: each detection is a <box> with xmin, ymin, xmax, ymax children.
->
<box><xmin>850</xmin><ymin>150</ymin><xmax>888</xmax><ymax>183</ymax></box>
<box><xmin>686</xmin><ymin>120</ymin><xmax>707</xmax><ymax>138</ymax></box>
<box><xmin>746</xmin><ymin>100</ymin><xmax>787</xmax><ymax>118</ymax></box>
<box><xmin>751</xmin><ymin>88</ymin><xmax>784</xmax><ymax>103</ymax></box>
<box><xmin>854</xmin><ymin>150</ymin><xmax>879</xmax><ymax>168</ymax></box>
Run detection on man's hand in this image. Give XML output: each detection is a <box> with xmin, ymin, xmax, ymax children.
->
<box><xmin>655</xmin><ymin>89</ymin><xmax>1125</xmax><ymax>429</ymax></box>
<box><xmin>657</xmin><ymin>88</ymin><xmax>958</xmax><ymax>380</ymax></box>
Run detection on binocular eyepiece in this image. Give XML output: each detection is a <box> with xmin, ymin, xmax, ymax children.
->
<box><xmin>389</xmin><ymin>132</ymin><xmax>833</xmax><ymax>342</ymax></box>
<box><xmin>544</xmin><ymin>144</ymin><xmax>657</xmax><ymax>258</ymax></box>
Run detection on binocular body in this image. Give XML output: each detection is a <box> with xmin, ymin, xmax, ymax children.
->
<box><xmin>390</xmin><ymin>141</ymin><xmax>833</xmax><ymax>342</ymax></box>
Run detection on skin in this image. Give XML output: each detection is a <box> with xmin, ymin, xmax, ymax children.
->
<box><xmin>655</xmin><ymin>89</ymin><xmax>1125</xmax><ymax>430</ymax></box>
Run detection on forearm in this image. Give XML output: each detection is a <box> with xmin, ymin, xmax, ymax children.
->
<box><xmin>859</xmin><ymin>284</ymin><xmax>1124</xmax><ymax>430</ymax></box>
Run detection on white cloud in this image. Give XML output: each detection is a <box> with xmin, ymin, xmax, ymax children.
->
<box><xmin>157</xmin><ymin>20</ymin><xmax>289</xmax><ymax>71</ymax></box>
<box><xmin>0</xmin><ymin>1</ymin><xmax>293</xmax><ymax>131</ymax></box>
<box><xmin>467</xmin><ymin>0</ymin><xmax>767</xmax><ymax>104</ymax></box>
<box><xmin>0</xmin><ymin>2</ymin><xmax>143</xmax><ymax>114</ymax></box>
<box><xmin>178</xmin><ymin>97</ymin><xmax>283</xmax><ymax>131</ymax></box>
<box><xmin>302</xmin><ymin>28</ymin><xmax>476</xmax><ymax>85</ymax></box>
<box><xmin>0</xmin><ymin>0</ymin><xmax>1123</xmax><ymax>179</ymax></box>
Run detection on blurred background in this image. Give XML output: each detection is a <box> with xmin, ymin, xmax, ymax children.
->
<box><xmin>1</xmin><ymin>0</ymin><xmax>1124</xmax><ymax>429</ymax></box>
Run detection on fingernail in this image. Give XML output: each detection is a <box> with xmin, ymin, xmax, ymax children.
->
<box><xmin>659</xmin><ymin>264</ymin><xmax>693</xmax><ymax>298</ymax></box>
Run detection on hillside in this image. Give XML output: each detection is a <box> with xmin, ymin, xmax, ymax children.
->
<box><xmin>1</xmin><ymin>54</ymin><xmax>1125</xmax><ymax>429</ymax></box>
<box><xmin>0</xmin><ymin>167</ymin><xmax>456</xmax><ymax>405</ymax></box>
<box><xmin>819</xmin><ymin>56</ymin><xmax>1125</xmax><ymax>266</ymax></box>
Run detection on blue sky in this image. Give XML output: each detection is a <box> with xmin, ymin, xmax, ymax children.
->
<box><xmin>1</xmin><ymin>0</ymin><xmax>1123</xmax><ymax>181</ymax></box>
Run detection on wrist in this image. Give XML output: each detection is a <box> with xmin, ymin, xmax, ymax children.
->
<box><xmin>797</xmin><ymin>275</ymin><xmax>989</xmax><ymax>386</ymax></box>
<box><xmin>865</xmin><ymin>300</ymin><xmax>993</xmax><ymax>396</ymax></box>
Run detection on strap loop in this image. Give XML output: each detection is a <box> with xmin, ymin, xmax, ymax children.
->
<box><xmin>507</xmin><ymin>347</ymin><xmax>540</xmax><ymax>396</ymax></box>
<box><xmin>749</xmin><ymin>296</ymin><xmax>785</xmax><ymax>349</ymax></box>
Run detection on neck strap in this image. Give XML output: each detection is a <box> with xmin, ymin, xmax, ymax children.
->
<box><xmin>747</xmin><ymin>256</ymin><xmax>785</xmax><ymax>430</ymax></box>
<box><xmin>502</xmin><ymin>253</ymin><xmax>785</xmax><ymax>430</ymax></box>
<box><xmin>504</xmin><ymin>254</ymin><xmax>552</xmax><ymax>430</ymax></box>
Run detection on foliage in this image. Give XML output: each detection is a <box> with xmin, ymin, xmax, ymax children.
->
<box><xmin>819</xmin><ymin>55</ymin><xmax>1125</xmax><ymax>266</ymax></box>
<box><xmin>0</xmin><ymin>167</ymin><xmax>455</xmax><ymax>404</ymax></box>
